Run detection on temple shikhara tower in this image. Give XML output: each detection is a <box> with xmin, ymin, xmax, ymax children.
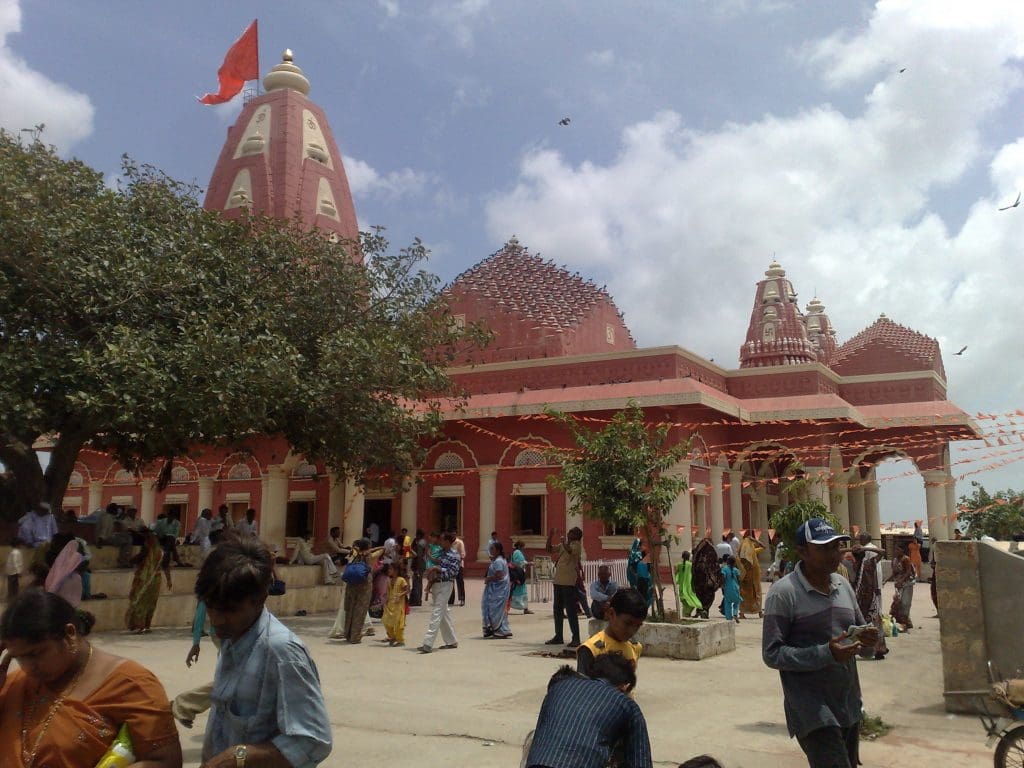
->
<box><xmin>204</xmin><ymin>51</ymin><xmax>359</xmax><ymax>242</ymax></box>
<box><xmin>67</xmin><ymin>52</ymin><xmax>978</xmax><ymax>570</ymax></box>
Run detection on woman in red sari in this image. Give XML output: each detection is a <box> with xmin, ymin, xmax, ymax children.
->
<box><xmin>0</xmin><ymin>589</ymin><xmax>181</xmax><ymax>767</ymax></box>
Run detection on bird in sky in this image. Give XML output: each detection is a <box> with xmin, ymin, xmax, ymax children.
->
<box><xmin>898</xmin><ymin>67</ymin><xmax>906</xmax><ymax>73</ymax></box>
<box><xmin>954</xmin><ymin>346</ymin><xmax>967</xmax><ymax>356</ymax></box>
<box><xmin>998</xmin><ymin>192</ymin><xmax>1021</xmax><ymax>211</ymax></box>
<box><xmin>558</xmin><ymin>117</ymin><xmax>571</xmax><ymax>126</ymax></box>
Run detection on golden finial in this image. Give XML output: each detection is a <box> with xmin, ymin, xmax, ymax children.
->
<box><xmin>283</xmin><ymin>49</ymin><xmax>294</xmax><ymax>62</ymax></box>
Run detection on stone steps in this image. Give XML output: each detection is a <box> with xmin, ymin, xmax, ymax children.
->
<box><xmin>86</xmin><ymin>563</ymin><xmax>328</xmax><ymax>598</ymax></box>
<box><xmin>1</xmin><ymin>559</ymin><xmax>343</xmax><ymax>632</ymax></box>
<box><xmin>79</xmin><ymin>584</ymin><xmax>343</xmax><ymax>632</ymax></box>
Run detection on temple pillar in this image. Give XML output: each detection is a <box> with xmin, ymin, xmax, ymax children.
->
<box><xmin>400</xmin><ymin>472</ymin><xmax>418</xmax><ymax>535</ymax></box>
<box><xmin>565</xmin><ymin>493</ymin><xmax>584</xmax><ymax>533</ymax></box>
<box><xmin>864</xmin><ymin>477</ymin><xmax>881</xmax><ymax>543</ymax></box>
<box><xmin>923</xmin><ymin>470</ymin><xmax>950</xmax><ymax>541</ymax></box>
<box><xmin>665</xmin><ymin>463</ymin><xmax>692</xmax><ymax>557</ymax></box>
<box><xmin>261</xmin><ymin>466</ymin><xmax>289</xmax><ymax>551</ymax></box>
<box><xmin>830</xmin><ymin>477</ymin><xmax>850</xmax><ymax>533</ymax></box>
<box><xmin>477</xmin><ymin>466</ymin><xmax>498</xmax><ymax>562</ymax></box>
<box><xmin>87</xmin><ymin>481</ymin><xmax>103</xmax><ymax>514</ymax></box>
<box><xmin>197</xmin><ymin>477</ymin><xmax>214</xmax><ymax>515</ymax></box>
<box><xmin>342</xmin><ymin>478</ymin><xmax>365</xmax><ymax>545</ymax></box>
<box><xmin>139</xmin><ymin>481</ymin><xmax>156</xmax><ymax>524</ymax></box>
<box><xmin>848</xmin><ymin>482</ymin><xmax>866</xmax><ymax>536</ymax></box>
<box><xmin>802</xmin><ymin>466</ymin><xmax>829</xmax><ymax>506</ymax></box>
<box><xmin>728</xmin><ymin>470</ymin><xmax>743</xmax><ymax>530</ymax></box>
<box><xmin>755</xmin><ymin>484</ymin><xmax>769</xmax><ymax>533</ymax></box>
<box><xmin>708</xmin><ymin>466</ymin><xmax>724</xmax><ymax>542</ymax></box>
<box><xmin>943</xmin><ymin>451</ymin><xmax>957</xmax><ymax>536</ymax></box>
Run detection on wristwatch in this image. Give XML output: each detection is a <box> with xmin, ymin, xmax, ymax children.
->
<box><xmin>234</xmin><ymin>745</ymin><xmax>247</xmax><ymax>767</ymax></box>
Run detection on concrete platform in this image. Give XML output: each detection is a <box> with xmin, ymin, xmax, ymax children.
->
<box><xmin>25</xmin><ymin>579</ymin><xmax>985</xmax><ymax>768</ymax></box>
<box><xmin>587</xmin><ymin>615</ymin><xmax>736</xmax><ymax>660</ymax></box>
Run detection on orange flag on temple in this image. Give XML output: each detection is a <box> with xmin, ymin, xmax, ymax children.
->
<box><xmin>199</xmin><ymin>20</ymin><xmax>259</xmax><ymax>105</ymax></box>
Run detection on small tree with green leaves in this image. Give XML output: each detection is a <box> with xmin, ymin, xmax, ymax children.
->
<box><xmin>546</xmin><ymin>401</ymin><xmax>690</xmax><ymax>620</ymax></box>
<box><xmin>957</xmin><ymin>482</ymin><xmax>1024</xmax><ymax>540</ymax></box>
<box><xmin>769</xmin><ymin>464</ymin><xmax>843</xmax><ymax>560</ymax></box>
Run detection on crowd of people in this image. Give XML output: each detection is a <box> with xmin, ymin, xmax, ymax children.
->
<box><xmin>3</xmin><ymin>499</ymin><xmax>947</xmax><ymax>768</ymax></box>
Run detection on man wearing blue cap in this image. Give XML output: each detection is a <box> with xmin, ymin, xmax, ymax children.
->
<box><xmin>762</xmin><ymin>518</ymin><xmax>879</xmax><ymax>768</ymax></box>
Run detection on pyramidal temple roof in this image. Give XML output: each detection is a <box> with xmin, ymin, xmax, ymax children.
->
<box><xmin>449</xmin><ymin>239</ymin><xmax>630</xmax><ymax>334</ymax></box>
<box><xmin>831</xmin><ymin>314</ymin><xmax>945</xmax><ymax>378</ymax></box>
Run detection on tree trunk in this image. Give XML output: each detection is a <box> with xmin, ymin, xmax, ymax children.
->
<box><xmin>642</xmin><ymin>524</ymin><xmax>666</xmax><ymax>620</ymax></box>
<box><xmin>0</xmin><ymin>433</ymin><xmax>45</xmax><ymax>521</ymax></box>
<box><xmin>44</xmin><ymin>432</ymin><xmax>87</xmax><ymax>514</ymax></box>
<box><xmin>664</xmin><ymin>535</ymin><xmax>682</xmax><ymax>621</ymax></box>
<box><xmin>0</xmin><ymin>431</ymin><xmax>87</xmax><ymax>520</ymax></box>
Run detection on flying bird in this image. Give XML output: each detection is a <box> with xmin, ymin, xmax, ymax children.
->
<box><xmin>954</xmin><ymin>346</ymin><xmax>967</xmax><ymax>356</ymax></box>
<box><xmin>998</xmin><ymin>192</ymin><xmax>1021</xmax><ymax>211</ymax></box>
<box><xmin>558</xmin><ymin>117</ymin><xmax>571</xmax><ymax>126</ymax></box>
<box><xmin>898</xmin><ymin>67</ymin><xmax>906</xmax><ymax>73</ymax></box>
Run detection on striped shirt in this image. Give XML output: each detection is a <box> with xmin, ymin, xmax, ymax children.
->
<box><xmin>762</xmin><ymin>562</ymin><xmax>865</xmax><ymax>738</ymax></box>
<box><xmin>438</xmin><ymin>547</ymin><xmax>461</xmax><ymax>580</ymax></box>
<box><xmin>526</xmin><ymin>672</ymin><xmax>652</xmax><ymax>768</ymax></box>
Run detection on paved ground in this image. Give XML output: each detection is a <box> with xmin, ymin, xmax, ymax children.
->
<box><xmin>89</xmin><ymin>580</ymin><xmax>991</xmax><ymax>768</ymax></box>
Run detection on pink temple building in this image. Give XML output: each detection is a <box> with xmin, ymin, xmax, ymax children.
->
<box><xmin>65</xmin><ymin>52</ymin><xmax>978</xmax><ymax>571</ymax></box>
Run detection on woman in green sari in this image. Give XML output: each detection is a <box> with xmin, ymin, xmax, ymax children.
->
<box><xmin>674</xmin><ymin>550</ymin><xmax>703</xmax><ymax>617</ymax></box>
<box><xmin>126</xmin><ymin>531</ymin><xmax>163</xmax><ymax>633</ymax></box>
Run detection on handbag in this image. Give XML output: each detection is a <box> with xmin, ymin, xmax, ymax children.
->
<box><xmin>342</xmin><ymin>561</ymin><xmax>371</xmax><ymax>585</ymax></box>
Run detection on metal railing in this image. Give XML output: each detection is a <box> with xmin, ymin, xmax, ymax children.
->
<box><xmin>529</xmin><ymin>558</ymin><xmax>629</xmax><ymax>604</ymax></box>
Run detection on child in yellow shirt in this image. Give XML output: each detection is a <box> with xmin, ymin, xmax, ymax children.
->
<box><xmin>577</xmin><ymin>587</ymin><xmax>646</xmax><ymax>678</ymax></box>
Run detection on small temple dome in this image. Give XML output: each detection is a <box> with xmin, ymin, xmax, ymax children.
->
<box><xmin>765</xmin><ymin>260</ymin><xmax>786</xmax><ymax>277</ymax></box>
<box><xmin>806</xmin><ymin>297</ymin><xmax>825</xmax><ymax>314</ymax></box>
<box><xmin>263</xmin><ymin>49</ymin><xmax>310</xmax><ymax>95</ymax></box>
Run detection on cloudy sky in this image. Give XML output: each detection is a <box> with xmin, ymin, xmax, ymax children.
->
<box><xmin>2</xmin><ymin>0</ymin><xmax>1021</xmax><ymax>522</ymax></box>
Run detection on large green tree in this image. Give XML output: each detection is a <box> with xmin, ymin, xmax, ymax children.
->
<box><xmin>957</xmin><ymin>482</ymin><xmax>1024</xmax><ymax>540</ymax></box>
<box><xmin>546</xmin><ymin>401</ymin><xmax>690</xmax><ymax>620</ymax></box>
<box><xmin>0</xmin><ymin>130</ymin><xmax>483</xmax><ymax>519</ymax></box>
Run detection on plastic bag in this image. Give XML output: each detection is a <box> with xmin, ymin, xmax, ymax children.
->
<box><xmin>94</xmin><ymin>723</ymin><xmax>135</xmax><ymax>768</ymax></box>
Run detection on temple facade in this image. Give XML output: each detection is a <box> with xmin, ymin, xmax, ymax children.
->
<box><xmin>64</xmin><ymin>52</ymin><xmax>978</xmax><ymax>571</ymax></box>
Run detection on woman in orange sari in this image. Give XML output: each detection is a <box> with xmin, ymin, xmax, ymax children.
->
<box><xmin>125</xmin><ymin>531</ymin><xmax>163</xmax><ymax>633</ymax></box>
<box><xmin>0</xmin><ymin>589</ymin><xmax>181</xmax><ymax>767</ymax></box>
<box><xmin>737</xmin><ymin>532</ymin><xmax>765</xmax><ymax>619</ymax></box>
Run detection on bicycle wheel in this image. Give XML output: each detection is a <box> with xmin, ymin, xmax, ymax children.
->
<box><xmin>995</xmin><ymin>725</ymin><xmax>1024</xmax><ymax>768</ymax></box>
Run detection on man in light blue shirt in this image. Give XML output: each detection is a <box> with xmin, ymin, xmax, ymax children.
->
<box><xmin>589</xmin><ymin>565</ymin><xmax>619</xmax><ymax>619</ymax></box>
<box><xmin>17</xmin><ymin>502</ymin><xmax>58</xmax><ymax>547</ymax></box>
<box><xmin>195</xmin><ymin>534</ymin><xmax>332</xmax><ymax>767</ymax></box>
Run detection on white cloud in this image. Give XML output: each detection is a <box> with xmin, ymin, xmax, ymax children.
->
<box><xmin>378</xmin><ymin>0</ymin><xmax>400</xmax><ymax>19</ymax></box>
<box><xmin>430</xmin><ymin>0</ymin><xmax>492</xmax><ymax>50</ymax></box>
<box><xmin>702</xmin><ymin>0</ymin><xmax>794</xmax><ymax>20</ymax></box>
<box><xmin>344</xmin><ymin>154</ymin><xmax>432</xmax><ymax>201</ymax></box>
<box><xmin>485</xmin><ymin>0</ymin><xmax>1024</xmax><ymax>427</ymax></box>
<box><xmin>586</xmin><ymin>49</ymin><xmax>616</xmax><ymax>67</ymax></box>
<box><xmin>0</xmin><ymin>0</ymin><xmax>94</xmax><ymax>151</ymax></box>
